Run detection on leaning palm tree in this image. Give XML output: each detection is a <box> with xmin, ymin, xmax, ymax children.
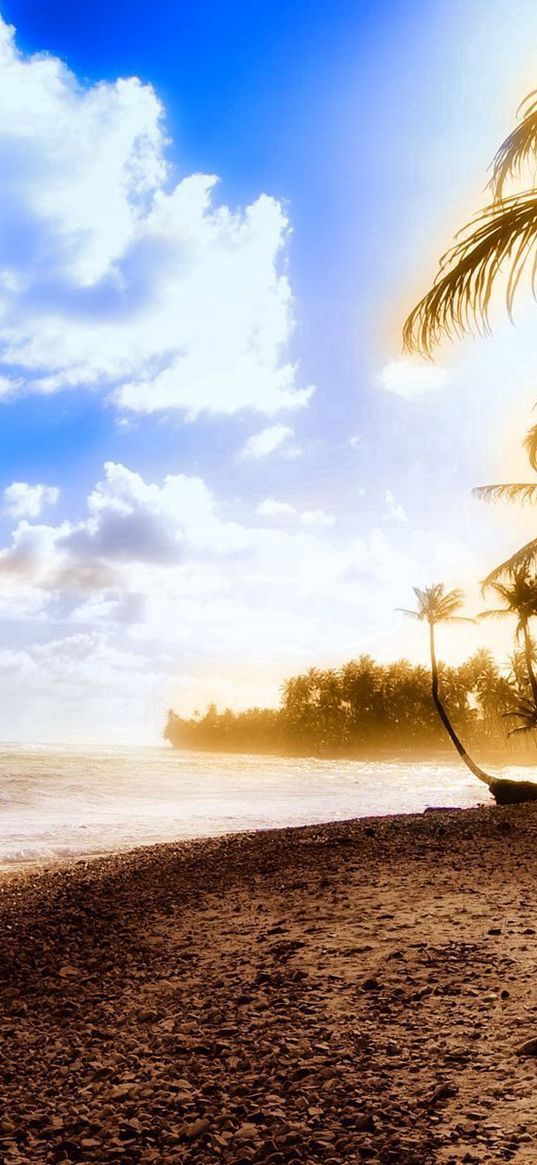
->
<box><xmin>403</xmin><ymin>91</ymin><xmax>537</xmax><ymax>355</ymax></box>
<box><xmin>398</xmin><ymin>584</ymin><xmax>492</xmax><ymax>786</ymax></box>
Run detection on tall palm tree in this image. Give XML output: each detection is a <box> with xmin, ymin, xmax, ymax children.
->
<box><xmin>398</xmin><ymin>584</ymin><xmax>492</xmax><ymax>785</ymax></box>
<box><xmin>403</xmin><ymin>91</ymin><xmax>537</xmax><ymax>355</ymax></box>
<box><xmin>480</xmin><ymin>570</ymin><xmax>537</xmax><ymax>707</ymax></box>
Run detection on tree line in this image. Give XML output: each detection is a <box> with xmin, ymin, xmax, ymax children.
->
<box><xmin>164</xmin><ymin>647</ymin><xmax>530</xmax><ymax>757</ymax></box>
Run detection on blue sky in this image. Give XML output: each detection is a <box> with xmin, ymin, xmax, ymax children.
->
<box><xmin>1</xmin><ymin>0</ymin><xmax>537</xmax><ymax>740</ymax></box>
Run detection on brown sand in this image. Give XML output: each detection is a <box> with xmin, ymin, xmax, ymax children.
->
<box><xmin>2</xmin><ymin>804</ymin><xmax>537</xmax><ymax>1164</ymax></box>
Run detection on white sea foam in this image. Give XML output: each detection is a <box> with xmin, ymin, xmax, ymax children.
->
<box><xmin>0</xmin><ymin>744</ymin><xmax>524</xmax><ymax>866</ymax></box>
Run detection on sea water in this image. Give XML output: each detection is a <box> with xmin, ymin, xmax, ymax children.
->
<box><xmin>0</xmin><ymin>744</ymin><xmax>528</xmax><ymax>866</ymax></box>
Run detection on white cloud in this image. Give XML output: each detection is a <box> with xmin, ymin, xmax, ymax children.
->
<box><xmin>0</xmin><ymin>633</ymin><xmax>176</xmax><ymax>743</ymax></box>
<box><xmin>63</xmin><ymin>461</ymin><xmax>253</xmax><ymax>562</ymax></box>
<box><xmin>257</xmin><ymin>499</ymin><xmax>296</xmax><ymax>518</ymax></box>
<box><xmin>240</xmin><ymin>424</ymin><xmax>297</xmax><ymax>460</ymax></box>
<box><xmin>300</xmin><ymin>509</ymin><xmax>335</xmax><ymax>527</ymax></box>
<box><xmin>0</xmin><ymin>18</ymin><xmax>314</xmax><ymax>418</ymax></box>
<box><xmin>0</xmin><ymin>458</ymin><xmax>516</xmax><ymax>740</ymax></box>
<box><xmin>4</xmin><ymin>482</ymin><xmax>60</xmax><ymax>519</ymax></box>
<box><xmin>256</xmin><ymin>499</ymin><xmax>334</xmax><ymax>526</ymax></box>
<box><xmin>383</xmin><ymin>489</ymin><xmax>407</xmax><ymax>524</ymax></box>
<box><xmin>380</xmin><ymin>360</ymin><xmax>450</xmax><ymax>399</ymax></box>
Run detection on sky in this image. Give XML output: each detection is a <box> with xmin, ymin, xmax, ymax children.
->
<box><xmin>1</xmin><ymin>1</ymin><xmax>537</xmax><ymax>741</ymax></box>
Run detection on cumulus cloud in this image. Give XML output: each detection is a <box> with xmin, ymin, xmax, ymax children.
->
<box><xmin>0</xmin><ymin>463</ymin><xmax>257</xmax><ymax>619</ymax></box>
<box><xmin>0</xmin><ymin>459</ymin><xmax>504</xmax><ymax>739</ymax></box>
<box><xmin>0</xmin><ymin>632</ymin><xmax>176</xmax><ymax>743</ymax></box>
<box><xmin>240</xmin><ymin>424</ymin><xmax>298</xmax><ymax>460</ymax></box>
<box><xmin>257</xmin><ymin>499</ymin><xmax>296</xmax><ymax>518</ymax></box>
<box><xmin>300</xmin><ymin>509</ymin><xmax>335</xmax><ymax>527</ymax></box>
<box><xmin>380</xmin><ymin>360</ymin><xmax>450</xmax><ymax>399</ymax></box>
<box><xmin>256</xmin><ymin>498</ymin><xmax>334</xmax><ymax>526</ymax></box>
<box><xmin>0</xmin><ymin>18</ymin><xmax>314</xmax><ymax>418</ymax></box>
<box><xmin>66</xmin><ymin>462</ymin><xmax>253</xmax><ymax>559</ymax></box>
<box><xmin>4</xmin><ymin>482</ymin><xmax>60</xmax><ymax>519</ymax></box>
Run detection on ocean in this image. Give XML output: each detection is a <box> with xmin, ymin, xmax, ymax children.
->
<box><xmin>0</xmin><ymin>744</ymin><xmax>527</xmax><ymax>867</ymax></box>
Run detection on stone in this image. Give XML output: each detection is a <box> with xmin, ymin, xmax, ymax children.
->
<box><xmin>517</xmin><ymin>1037</ymin><xmax>537</xmax><ymax>1056</ymax></box>
<box><xmin>234</xmin><ymin>1123</ymin><xmax>259</xmax><ymax>1141</ymax></box>
<box><xmin>362</xmin><ymin>977</ymin><xmax>380</xmax><ymax>991</ymax></box>
<box><xmin>184</xmin><ymin>1118</ymin><xmax>210</xmax><ymax>1140</ymax></box>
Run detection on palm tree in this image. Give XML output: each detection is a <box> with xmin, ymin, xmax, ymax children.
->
<box><xmin>468</xmin><ymin>420</ymin><xmax>537</xmax><ymax>583</ymax></box>
<box><xmin>403</xmin><ymin>91</ymin><xmax>537</xmax><ymax>355</ymax></box>
<box><xmin>480</xmin><ymin>570</ymin><xmax>537</xmax><ymax>708</ymax></box>
<box><xmin>398</xmin><ymin>584</ymin><xmax>492</xmax><ymax>785</ymax></box>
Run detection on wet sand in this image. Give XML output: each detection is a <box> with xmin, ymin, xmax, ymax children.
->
<box><xmin>2</xmin><ymin>803</ymin><xmax>537</xmax><ymax>1163</ymax></box>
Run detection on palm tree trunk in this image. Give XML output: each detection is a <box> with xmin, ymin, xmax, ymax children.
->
<box><xmin>429</xmin><ymin>622</ymin><xmax>492</xmax><ymax>786</ymax></box>
<box><xmin>521</xmin><ymin>620</ymin><xmax>537</xmax><ymax>705</ymax></box>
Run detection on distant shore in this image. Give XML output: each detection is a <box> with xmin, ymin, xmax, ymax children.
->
<box><xmin>2</xmin><ymin>805</ymin><xmax>537</xmax><ymax>1162</ymax></box>
<box><xmin>170</xmin><ymin>739</ymin><xmax>537</xmax><ymax>767</ymax></box>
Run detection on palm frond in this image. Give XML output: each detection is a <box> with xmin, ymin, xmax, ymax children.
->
<box><xmin>478</xmin><ymin>608</ymin><xmax>513</xmax><ymax>620</ymax></box>
<box><xmin>507</xmin><ymin>721</ymin><xmax>537</xmax><ymax>736</ymax></box>
<box><xmin>523</xmin><ymin>424</ymin><xmax>537</xmax><ymax>471</ymax></box>
<box><xmin>482</xmin><ymin>541</ymin><xmax>537</xmax><ymax>587</ymax></box>
<box><xmin>400</xmin><ymin>583</ymin><xmax>465</xmax><ymax>623</ymax></box>
<box><xmin>473</xmin><ymin>482</ymin><xmax>537</xmax><ymax>504</ymax></box>
<box><xmin>504</xmin><ymin>698</ymin><xmax>537</xmax><ymax>735</ymax></box>
<box><xmin>482</xmin><ymin>581</ymin><xmax>517</xmax><ymax>603</ymax></box>
<box><xmin>402</xmin><ymin>193</ymin><xmax>537</xmax><ymax>356</ymax></box>
<box><xmin>395</xmin><ymin>608</ymin><xmax>422</xmax><ymax>620</ymax></box>
<box><xmin>490</xmin><ymin>92</ymin><xmax>537</xmax><ymax>201</ymax></box>
<box><xmin>503</xmin><ymin>703</ymin><xmax>536</xmax><ymax>718</ymax></box>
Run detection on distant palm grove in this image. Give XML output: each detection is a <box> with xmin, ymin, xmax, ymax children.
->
<box><xmin>164</xmin><ymin>649</ymin><xmax>534</xmax><ymax>757</ymax></box>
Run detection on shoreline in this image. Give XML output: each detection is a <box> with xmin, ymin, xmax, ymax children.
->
<box><xmin>0</xmin><ymin>800</ymin><xmax>489</xmax><ymax>878</ymax></box>
<box><xmin>170</xmin><ymin>741</ymin><xmax>537</xmax><ymax>767</ymax></box>
<box><xmin>2</xmin><ymin>805</ymin><xmax>537</xmax><ymax>1162</ymax></box>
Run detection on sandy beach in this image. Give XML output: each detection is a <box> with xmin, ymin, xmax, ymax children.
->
<box><xmin>2</xmin><ymin>804</ymin><xmax>537</xmax><ymax>1164</ymax></box>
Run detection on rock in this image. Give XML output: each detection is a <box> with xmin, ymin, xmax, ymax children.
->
<box><xmin>234</xmin><ymin>1123</ymin><xmax>259</xmax><ymax>1141</ymax></box>
<box><xmin>490</xmin><ymin>778</ymin><xmax>537</xmax><ymax>805</ymax></box>
<box><xmin>362</xmin><ymin>977</ymin><xmax>380</xmax><ymax>991</ymax></box>
<box><xmin>184</xmin><ymin>1118</ymin><xmax>210</xmax><ymax>1140</ymax></box>
<box><xmin>424</xmin><ymin>807</ymin><xmax>459</xmax><ymax>814</ymax></box>
<box><xmin>427</xmin><ymin>1083</ymin><xmax>458</xmax><ymax>1105</ymax></box>
<box><xmin>517</xmin><ymin>1037</ymin><xmax>537</xmax><ymax>1056</ymax></box>
<box><xmin>355</xmin><ymin>1114</ymin><xmax>376</xmax><ymax>1132</ymax></box>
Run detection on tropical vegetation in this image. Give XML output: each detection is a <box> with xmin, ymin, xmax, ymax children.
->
<box><xmin>164</xmin><ymin>646</ymin><xmax>524</xmax><ymax>758</ymax></box>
